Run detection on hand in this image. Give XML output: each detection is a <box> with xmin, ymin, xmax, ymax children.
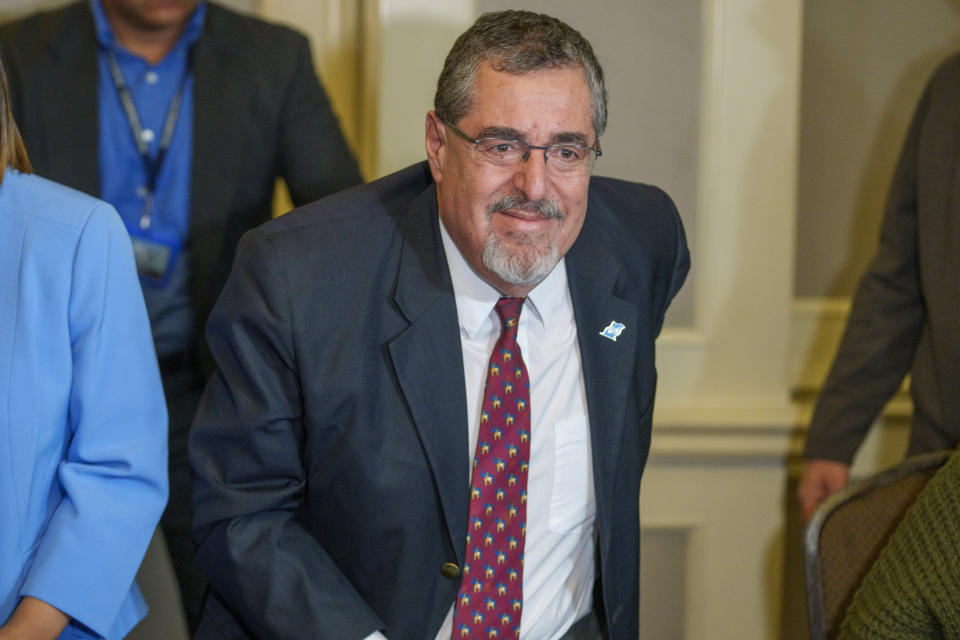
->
<box><xmin>0</xmin><ymin>597</ymin><xmax>69</xmax><ymax>640</ymax></box>
<box><xmin>798</xmin><ymin>458</ymin><xmax>850</xmax><ymax>521</ymax></box>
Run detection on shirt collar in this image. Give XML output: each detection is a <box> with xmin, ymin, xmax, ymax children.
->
<box><xmin>91</xmin><ymin>0</ymin><xmax>207</xmax><ymax>54</ymax></box>
<box><xmin>439</xmin><ymin>215</ymin><xmax>569</xmax><ymax>339</ymax></box>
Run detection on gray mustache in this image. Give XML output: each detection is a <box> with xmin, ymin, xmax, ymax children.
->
<box><xmin>489</xmin><ymin>194</ymin><xmax>563</xmax><ymax>220</ymax></box>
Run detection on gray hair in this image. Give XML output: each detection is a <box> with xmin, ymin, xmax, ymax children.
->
<box><xmin>435</xmin><ymin>10</ymin><xmax>607</xmax><ymax>138</ymax></box>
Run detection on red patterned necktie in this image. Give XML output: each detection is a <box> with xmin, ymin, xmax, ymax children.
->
<box><xmin>452</xmin><ymin>297</ymin><xmax>530</xmax><ymax>640</ymax></box>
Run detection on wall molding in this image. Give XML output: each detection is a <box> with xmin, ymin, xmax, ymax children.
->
<box><xmin>790</xmin><ymin>296</ymin><xmax>848</xmax><ymax>391</ymax></box>
<box><xmin>649</xmin><ymin>296</ymin><xmax>913</xmax><ymax>462</ymax></box>
<box><xmin>652</xmin><ymin>402</ymin><xmax>804</xmax><ymax>461</ymax></box>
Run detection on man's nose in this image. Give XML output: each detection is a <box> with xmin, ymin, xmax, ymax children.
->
<box><xmin>512</xmin><ymin>149</ymin><xmax>549</xmax><ymax>201</ymax></box>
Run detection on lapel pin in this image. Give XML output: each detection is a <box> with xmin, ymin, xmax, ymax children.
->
<box><xmin>599</xmin><ymin>321</ymin><xmax>626</xmax><ymax>341</ymax></box>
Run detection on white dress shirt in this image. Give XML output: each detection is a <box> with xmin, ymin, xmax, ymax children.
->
<box><xmin>366</xmin><ymin>219</ymin><xmax>596</xmax><ymax>639</ymax></box>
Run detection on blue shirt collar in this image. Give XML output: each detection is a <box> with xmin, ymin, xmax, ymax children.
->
<box><xmin>90</xmin><ymin>0</ymin><xmax>207</xmax><ymax>55</ymax></box>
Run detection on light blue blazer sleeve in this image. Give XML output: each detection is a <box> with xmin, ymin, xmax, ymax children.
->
<box><xmin>0</xmin><ymin>171</ymin><xmax>168</xmax><ymax>639</ymax></box>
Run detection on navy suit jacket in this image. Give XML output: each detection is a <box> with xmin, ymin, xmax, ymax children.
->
<box><xmin>190</xmin><ymin>162</ymin><xmax>689</xmax><ymax>640</ymax></box>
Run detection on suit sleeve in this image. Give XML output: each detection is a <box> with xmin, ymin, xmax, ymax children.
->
<box><xmin>664</xmin><ymin>189</ymin><xmax>690</xmax><ymax>328</ymax></box>
<box><xmin>20</xmin><ymin>203</ymin><xmax>168</xmax><ymax>637</ymax></box>
<box><xmin>804</xmin><ymin>75</ymin><xmax>931</xmax><ymax>463</ymax></box>
<box><xmin>189</xmin><ymin>230</ymin><xmax>384</xmax><ymax>640</ymax></box>
<box><xmin>275</xmin><ymin>32</ymin><xmax>364</xmax><ymax>204</ymax></box>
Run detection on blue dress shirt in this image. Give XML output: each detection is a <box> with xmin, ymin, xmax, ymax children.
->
<box><xmin>92</xmin><ymin>0</ymin><xmax>206</xmax><ymax>357</ymax></box>
<box><xmin>0</xmin><ymin>170</ymin><xmax>168</xmax><ymax>639</ymax></box>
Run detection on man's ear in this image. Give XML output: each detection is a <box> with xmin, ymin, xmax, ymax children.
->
<box><xmin>425</xmin><ymin>111</ymin><xmax>446</xmax><ymax>184</ymax></box>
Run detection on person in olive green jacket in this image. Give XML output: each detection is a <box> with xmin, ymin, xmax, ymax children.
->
<box><xmin>840</xmin><ymin>448</ymin><xmax>960</xmax><ymax>639</ymax></box>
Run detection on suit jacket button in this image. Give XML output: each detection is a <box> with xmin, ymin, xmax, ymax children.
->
<box><xmin>441</xmin><ymin>562</ymin><xmax>461</xmax><ymax>579</ymax></box>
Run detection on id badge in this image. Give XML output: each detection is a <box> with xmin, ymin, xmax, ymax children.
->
<box><xmin>125</xmin><ymin>223</ymin><xmax>182</xmax><ymax>288</ymax></box>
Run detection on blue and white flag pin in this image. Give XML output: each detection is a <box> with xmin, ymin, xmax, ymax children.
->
<box><xmin>599</xmin><ymin>321</ymin><xmax>626</xmax><ymax>341</ymax></box>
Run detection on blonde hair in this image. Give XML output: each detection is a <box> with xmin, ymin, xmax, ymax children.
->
<box><xmin>0</xmin><ymin>55</ymin><xmax>32</xmax><ymax>184</ymax></box>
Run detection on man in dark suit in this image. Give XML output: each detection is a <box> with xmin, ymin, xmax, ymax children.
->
<box><xmin>798</xmin><ymin>54</ymin><xmax>960</xmax><ymax>520</ymax></box>
<box><xmin>0</xmin><ymin>0</ymin><xmax>362</xmax><ymax>629</ymax></box>
<box><xmin>190</xmin><ymin>10</ymin><xmax>688</xmax><ymax>640</ymax></box>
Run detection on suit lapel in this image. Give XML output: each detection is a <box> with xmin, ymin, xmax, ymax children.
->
<box><xmin>190</xmin><ymin>6</ymin><xmax>244</xmax><ymax>233</ymax></box>
<box><xmin>565</xmin><ymin>214</ymin><xmax>639</xmax><ymax>518</ymax></box>
<box><xmin>388</xmin><ymin>186</ymin><xmax>471</xmax><ymax>561</ymax></box>
<box><xmin>40</xmin><ymin>3</ymin><xmax>99</xmax><ymax>196</ymax></box>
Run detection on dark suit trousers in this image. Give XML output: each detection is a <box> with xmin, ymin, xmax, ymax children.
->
<box><xmin>160</xmin><ymin>358</ymin><xmax>208</xmax><ymax>633</ymax></box>
<box><xmin>560</xmin><ymin>609</ymin><xmax>605</xmax><ymax>640</ymax></box>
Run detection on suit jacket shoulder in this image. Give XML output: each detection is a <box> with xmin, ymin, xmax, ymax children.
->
<box><xmin>201</xmin><ymin>2</ymin><xmax>312</xmax><ymax>67</ymax></box>
<box><xmin>927</xmin><ymin>52</ymin><xmax>960</xmax><ymax>92</ymax></box>
<box><xmin>252</xmin><ymin>162</ymin><xmax>432</xmax><ymax>254</ymax></box>
<box><xmin>235</xmin><ymin>163</ymin><xmax>434</xmax><ymax>309</ymax></box>
<box><xmin>0</xmin><ymin>1</ymin><xmax>99</xmax><ymax>195</ymax></box>
<box><xmin>580</xmin><ymin>175</ymin><xmax>689</xmax><ymax>310</ymax></box>
<box><xmin>0</xmin><ymin>1</ymin><xmax>87</xmax><ymax>61</ymax></box>
<box><xmin>587</xmin><ymin>176</ymin><xmax>686</xmax><ymax>252</ymax></box>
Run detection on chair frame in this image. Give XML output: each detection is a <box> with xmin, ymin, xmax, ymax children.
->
<box><xmin>803</xmin><ymin>449</ymin><xmax>953</xmax><ymax>640</ymax></box>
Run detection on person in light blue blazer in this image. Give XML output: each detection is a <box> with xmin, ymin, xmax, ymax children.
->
<box><xmin>0</xmin><ymin>55</ymin><xmax>167</xmax><ymax>640</ymax></box>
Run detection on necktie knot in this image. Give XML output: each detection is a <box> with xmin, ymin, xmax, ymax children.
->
<box><xmin>495</xmin><ymin>297</ymin><xmax>524</xmax><ymax>338</ymax></box>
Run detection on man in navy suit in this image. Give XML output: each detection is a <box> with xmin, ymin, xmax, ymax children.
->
<box><xmin>190</xmin><ymin>10</ymin><xmax>689</xmax><ymax>640</ymax></box>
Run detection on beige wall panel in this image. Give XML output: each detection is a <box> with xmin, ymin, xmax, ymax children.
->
<box><xmin>375</xmin><ymin>2</ymin><xmax>473</xmax><ymax>178</ymax></box>
<box><xmin>795</xmin><ymin>0</ymin><xmax>960</xmax><ymax>297</ymax></box>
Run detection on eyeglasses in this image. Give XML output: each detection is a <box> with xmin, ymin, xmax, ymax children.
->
<box><xmin>443</xmin><ymin>120</ymin><xmax>601</xmax><ymax>175</ymax></box>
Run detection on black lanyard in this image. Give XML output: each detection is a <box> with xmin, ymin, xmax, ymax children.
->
<box><xmin>106</xmin><ymin>49</ymin><xmax>191</xmax><ymax>230</ymax></box>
